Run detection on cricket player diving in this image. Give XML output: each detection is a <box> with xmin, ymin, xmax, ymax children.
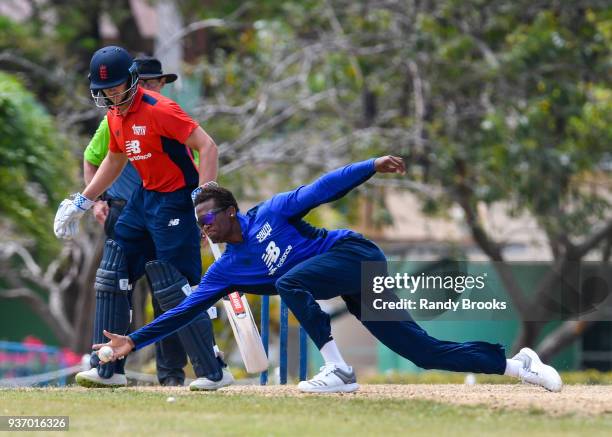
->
<box><xmin>93</xmin><ymin>155</ymin><xmax>563</xmax><ymax>393</ymax></box>
<box><xmin>53</xmin><ymin>46</ymin><xmax>233</xmax><ymax>390</ymax></box>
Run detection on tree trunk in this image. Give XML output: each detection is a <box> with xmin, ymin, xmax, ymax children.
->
<box><xmin>112</xmin><ymin>0</ymin><xmax>151</xmax><ymax>53</ymax></box>
<box><xmin>537</xmin><ymin>320</ymin><xmax>593</xmax><ymax>362</ymax></box>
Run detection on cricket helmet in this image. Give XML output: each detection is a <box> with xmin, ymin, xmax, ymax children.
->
<box><xmin>89</xmin><ymin>46</ymin><xmax>139</xmax><ymax>108</ymax></box>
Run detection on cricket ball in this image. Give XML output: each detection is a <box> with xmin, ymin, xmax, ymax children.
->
<box><xmin>97</xmin><ymin>346</ymin><xmax>114</xmax><ymax>363</ymax></box>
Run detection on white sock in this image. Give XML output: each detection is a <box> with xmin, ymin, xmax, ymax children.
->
<box><xmin>320</xmin><ymin>340</ymin><xmax>348</xmax><ymax>369</ymax></box>
<box><xmin>504</xmin><ymin>359</ymin><xmax>523</xmax><ymax>378</ymax></box>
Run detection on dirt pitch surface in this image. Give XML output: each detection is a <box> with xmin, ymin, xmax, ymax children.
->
<box><xmin>131</xmin><ymin>384</ymin><xmax>612</xmax><ymax>417</ymax></box>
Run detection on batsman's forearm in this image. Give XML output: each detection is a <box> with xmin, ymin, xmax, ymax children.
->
<box><xmin>197</xmin><ymin>139</ymin><xmax>218</xmax><ymax>185</ymax></box>
<box><xmin>83</xmin><ymin>160</ymin><xmax>99</xmax><ymax>185</ymax></box>
<box><xmin>186</xmin><ymin>126</ymin><xmax>218</xmax><ymax>185</ymax></box>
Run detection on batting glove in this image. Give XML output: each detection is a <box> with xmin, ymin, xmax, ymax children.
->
<box><xmin>53</xmin><ymin>193</ymin><xmax>95</xmax><ymax>239</ymax></box>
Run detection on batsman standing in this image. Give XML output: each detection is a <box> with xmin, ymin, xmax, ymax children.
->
<box><xmin>54</xmin><ymin>46</ymin><xmax>233</xmax><ymax>390</ymax></box>
<box><xmin>95</xmin><ymin>156</ymin><xmax>562</xmax><ymax>393</ymax></box>
<box><xmin>83</xmin><ymin>56</ymin><xmax>221</xmax><ymax>388</ymax></box>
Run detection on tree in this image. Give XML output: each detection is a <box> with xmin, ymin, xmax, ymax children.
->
<box><xmin>0</xmin><ymin>72</ymin><xmax>75</xmax><ymax>257</ymax></box>
<box><xmin>0</xmin><ymin>71</ymin><xmax>100</xmax><ymax>350</ymax></box>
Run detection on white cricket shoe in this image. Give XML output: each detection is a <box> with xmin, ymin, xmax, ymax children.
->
<box><xmin>512</xmin><ymin>347</ymin><xmax>563</xmax><ymax>392</ymax></box>
<box><xmin>75</xmin><ymin>368</ymin><xmax>127</xmax><ymax>388</ymax></box>
<box><xmin>298</xmin><ymin>364</ymin><xmax>359</xmax><ymax>393</ymax></box>
<box><xmin>189</xmin><ymin>368</ymin><xmax>234</xmax><ymax>391</ymax></box>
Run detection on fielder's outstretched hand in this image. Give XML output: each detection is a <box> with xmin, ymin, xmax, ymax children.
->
<box><xmin>374</xmin><ymin>155</ymin><xmax>405</xmax><ymax>174</ymax></box>
<box><xmin>92</xmin><ymin>330</ymin><xmax>134</xmax><ymax>361</ymax></box>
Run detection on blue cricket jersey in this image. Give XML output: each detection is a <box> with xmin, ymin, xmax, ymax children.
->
<box><xmin>129</xmin><ymin>158</ymin><xmax>377</xmax><ymax>349</ymax></box>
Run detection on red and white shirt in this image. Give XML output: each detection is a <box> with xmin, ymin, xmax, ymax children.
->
<box><xmin>107</xmin><ymin>87</ymin><xmax>199</xmax><ymax>192</ymax></box>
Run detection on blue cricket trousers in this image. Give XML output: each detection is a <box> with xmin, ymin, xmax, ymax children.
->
<box><xmin>114</xmin><ymin>185</ymin><xmax>202</xmax><ymax>285</ymax></box>
<box><xmin>106</xmin><ymin>196</ymin><xmax>188</xmax><ymax>383</ymax></box>
<box><xmin>275</xmin><ymin>235</ymin><xmax>507</xmax><ymax>374</ymax></box>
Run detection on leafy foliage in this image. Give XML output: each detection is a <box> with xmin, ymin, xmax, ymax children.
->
<box><xmin>0</xmin><ymin>73</ymin><xmax>77</xmax><ymax>259</ymax></box>
<box><xmin>190</xmin><ymin>1</ymin><xmax>611</xmax><ymax>237</ymax></box>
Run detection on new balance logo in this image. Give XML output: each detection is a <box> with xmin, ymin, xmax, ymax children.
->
<box><xmin>256</xmin><ymin>222</ymin><xmax>273</xmax><ymax>243</ymax></box>
<box><xmin>168</xmin><ymin>218</ymin><xmax>180</xmax><ymax>226</ymax></box>
<box><xmin>132</xmin><ymin>124</ymin><xmax>146</xmax><ymax>135</ymax></box>
<box><xmin>125</xmin><ymin>140</ymin><xmax>141</xmax><ymax>154</ymax></box>
<box><xmin>268</xmin><ymin>245</ymin><xmax>292</xmax><ymax>276</ymax></box>
<box><xmin>262</xmin><ymin>241</ymin><xmax>292</xmax><ymax>275</ymax></box>
<box><xmin>262</xmin><ymin>241</ymin><xmax>280</xmax><ymax>269</ymax></box>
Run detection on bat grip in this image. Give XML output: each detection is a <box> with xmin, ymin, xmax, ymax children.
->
<box><xmin>208</xmin><ymin>237</ymin><xmax>222</xmax><ymax>260</ymax></box>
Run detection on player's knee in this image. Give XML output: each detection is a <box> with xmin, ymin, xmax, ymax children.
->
<box><xmin>370</xmin><ymin>247</ymin><xmax>387</xmax><ymax>263</ymax></box>
<box><xmin>358</xmin><ymin>238</ymin><xmax>387</xmax><ymax>262</ymax></box>
<box><xmin>145</xmin><ymin>260</ymin><xmax>192</xmax><ymax>311</ymax></box>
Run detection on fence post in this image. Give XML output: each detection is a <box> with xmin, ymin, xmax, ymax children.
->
<box><xmin>279</xmin><ymin>299</ymin><xmax>288</xmax><ymax>384</ymax></box>
<box><xmin>259</xmin><ymin>295</ymin><xmax>270</xmax><ymax>385</ymax></box>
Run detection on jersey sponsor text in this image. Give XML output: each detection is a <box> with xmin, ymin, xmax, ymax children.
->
<box><xmin>256</xmin><ymin>222</ymin><xmax>273</xmax><ymax>243</ymax></box>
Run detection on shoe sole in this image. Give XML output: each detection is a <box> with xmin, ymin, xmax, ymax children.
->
<box><xmin>75</xmin><ymin>374</ymin><xmax>127</xmax><ymax>388</ymax></box>
<box><xmin>521</xmin><ymin>348</ymin><xmax>563</xmax><ymax>392</ymax></box>
<box><xmin>299</xmin><ymin>383</ymin><xmax>360</xmax><ymax>393</ymax></box>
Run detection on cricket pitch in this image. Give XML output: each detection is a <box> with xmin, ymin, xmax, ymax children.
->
<box><xmin>142</xmin><ymin>383</ymin><xmax>612</xmax><ymax>416</ymax></box>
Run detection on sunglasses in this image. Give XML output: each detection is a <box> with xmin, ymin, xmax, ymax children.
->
<box><xmin>197</xmin><ymin>207</ymin><xmax>228</xmax><ymax>226</ymax></box>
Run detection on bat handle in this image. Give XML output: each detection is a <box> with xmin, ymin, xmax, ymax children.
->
<box><xmin>208</xmin><ymin>237</ymin><xmax>222</xmax><ymax>260</ymax></box>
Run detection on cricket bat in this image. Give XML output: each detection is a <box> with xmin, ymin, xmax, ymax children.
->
<box><xmin>208</xmin><ymin>238</ymin><xmax>269</xmax><ymax>373</ymax></box>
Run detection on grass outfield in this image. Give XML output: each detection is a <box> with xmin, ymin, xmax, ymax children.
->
<box><xmin>2</xmin><ymin>386</ymin><xmax>612</xmax><ymax>436</ymax></box>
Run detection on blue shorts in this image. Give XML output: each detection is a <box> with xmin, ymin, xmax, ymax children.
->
<box><xmin>114</xmin><ymin>185</ymin><xmax>201</xmax><ymax>285</ymax></box>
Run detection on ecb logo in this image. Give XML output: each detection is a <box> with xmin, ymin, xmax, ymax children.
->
<box><xmin>99</xmin><ymin>64</ymin><xmax>108</xmax><ymax>80</ymax></box>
